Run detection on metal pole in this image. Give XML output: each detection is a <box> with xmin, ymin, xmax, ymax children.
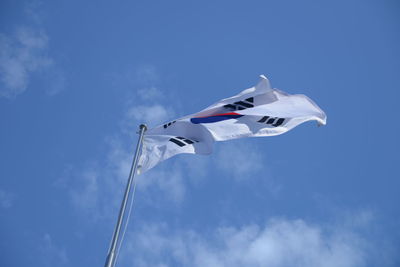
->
<box><xmin>104</xmin><ymin>124</ymin><xmax>147</xmax><ymax>267</ymax></box>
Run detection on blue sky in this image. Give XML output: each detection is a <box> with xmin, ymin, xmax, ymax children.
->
<box><xmin>1</xmin><ymin>0</ymin><xmax>399</xmax><ymax>266</ymax></box>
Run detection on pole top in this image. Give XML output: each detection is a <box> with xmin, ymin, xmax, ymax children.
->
<box><xmin>139</xmin><ymin>124</ymin><xmax>147</xmax><ymax>131</ymax></box>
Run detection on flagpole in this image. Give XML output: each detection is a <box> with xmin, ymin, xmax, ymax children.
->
<box><xmin>104</xmin><ymin>124</ymin><xmax>147</xmax><ymax>267</ymax></box>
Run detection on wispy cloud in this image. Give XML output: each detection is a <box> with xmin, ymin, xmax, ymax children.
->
<box><xmin>0</xmin><ymin>3</ymin><xmax>64</xmax><ymax>98</ymax></box>
<box><xmin>66</xmin><ymin>65</ymin><xmax>281</xmax><ymax>219</ymax></box>
<box><xmin>137</xmin><ymin>86</ymin><xmax>163</xmax><ymax>101</ymax></box>
<box><xmin>215</xmin><ymin>141</ymin><xmax>264</xmax><ymax>181</ymax></box>
<box><xmin>121</xmin><ymin>216</ymin><xmax>370</xmax><ymax>267</ymax></box>
<box><xmin>123</xmin><ymin>103</ymin><xmax>175</xmax><ymax>131</ymax></box>
<box><xmin>64</xmin><ymin>136</ymin><xmax>187</xmax><ymax>222</ymax></box>
<box><xmin>0</xmin><ymin>27</ymin><xmax>52</xmax><ymax>97</ymax></box>
<box><xmin>0</xmin><ymin>189</ymin><xmax>14</xmax><ymax>209</ymax></box>
<box><xmin>69</xmin><ymin>167</ymin><xmax>100</xmax><ymax>217</ymax></box>
<box><xmin>65</xmin><ymin>66</ymin><xmax>186</xmax><ymax>220</ymax></box>
<box><xmin>65</xmin><ymin>140</ymin><xmax>134</xmax><ymax>221</ymax></box>
<box><xmin>134</xmin><ymin>65</ymin><xmax>159</xmax><ymax>86</ymax></box>
<box><xmin>44</xmin><ymin>68</ymin><xmax>67</xmax><ymax>96</ymax></box>
<box><xmin>213</xmin><ymin>141</ymin><xmax>281</xmax><ymax>197</ymax></box>
<box><xmin>138</xmin><ymin>162</ymin><xmax>186</xmax><ymax>204</ymax></box>
<box><xmin>38</xmin><ymin>233</ymin><xmax>69</xmax><ymax>267</ymax></box>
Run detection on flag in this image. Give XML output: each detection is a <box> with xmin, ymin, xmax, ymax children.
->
<box><xmin>137</xmin><ymin>75</ymin><xmax>326</xmax><ymax>174</ymax></box>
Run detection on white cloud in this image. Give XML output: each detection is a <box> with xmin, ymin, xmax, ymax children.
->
<box><xmin>121</xmin><ymin>218</ymin><xmax>369</xmax><ymax>267</ymax></box>
<box><xmin>137</xmin><ymin>86</ymin><xmax>163</xmax><ymax>100</ymax></box>
<box><xmin>108</xmin><ymin>65</ymin><xmax>160</xmax><ymax>99</ymax></box>
<box><xmin>0</xmin><ymin>27</ymin><xmax>52</xmax><ymax>98</ymax></box>
<box><xmin>24</xmin><ymin>1</ymin><xmax>44</xmax><ymax>24</ymax></box>
<box><xmin>124</xmin><ymin>104</ymin><xmax>174</xmax><ymax>130</ymax></box>
<box><xmin>39</xmin><ymin>233</ymin><xmax>68</xmax><ymax>266</ymax></box>
<box><xmin>69</xmin><ymin>168</ymin><xmax>100</xmax><ymax>216</ymax></box>
<box><xmin>111</xmin><ymin>66</ymin><xmax>176</xmax><ymax>133</ymax></box>
<box><xmin>0</xmin><ymin>3</ymin><xmax>65</xmax><ymax>98</ymax></box>
<box><xmin>67</xmin><ymin>131</ymin><xmax>188</xmax><ymax>220</ymax></box>
<box><xmin>0</xmin><ymin>189</ymin><xmax>14</xmax><ymax>209</ymax></box>
<box><xmin>138</xmin><ymin>162</ymin><xmax>186</xmax><ymax>204</ymax></box>
<box><xmin>66</xmin><ymin>67</ymin><xmax>185</xmax><ymax>218</ymax></box>
<box><xmin>212</xmin><ymin>141</ymin><xmax>282</xmax><ymax>197</ymax></box>
<box><xmin>45</xmin><ymin>68</ymin><xmax>67</xmax><ymax>96</ymax></box>
<box><xmin>134</xmin><ymin>65</ymin><xmax>159</xmax><ymax>85</ymax></box>
<box><xmin>215</xmin><ymin>142</ymin><xmax>263</xmax><ymax>181</ymax></box>
<box><xmin>66</xmin><ymin>140</ymin><xmax>133</xmax><ymax>221</ymax></box>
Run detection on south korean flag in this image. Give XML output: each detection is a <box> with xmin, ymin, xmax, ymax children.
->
<box><xmin>137</xmin><ymin>75</ymin><xmax>326</xmax><ymax>174</ymax></box>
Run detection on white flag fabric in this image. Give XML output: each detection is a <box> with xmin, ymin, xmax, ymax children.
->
<box><xmin>137</xmin><ymin>75</ymin><xmax>326</xmax><ymax>174</ymax></box>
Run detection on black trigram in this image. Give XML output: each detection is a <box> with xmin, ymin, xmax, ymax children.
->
<box><xmin>163</xmin><ymin>120</ymin><xmax>176</xmax><ymax>129</ymax></box>
<box><xmin>257</xmin><ymin>116</ymin><xmax>285</xmax><ymax>127</ymax></box>
<box><xmin>169</xmin><ymin>136</ymin><xmax>198</xmax><ymax>147</ymax></box>
<box><xmin>223</xmin><ymin>97</ymin><xmax>254</xmax><ymax>111</ymax></box>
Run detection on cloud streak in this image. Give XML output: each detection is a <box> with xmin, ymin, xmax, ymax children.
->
<box><xmin>0</xmin><ymin>189</ymin><xmax>14</xmax><ymax>209</ymax></box>
<box><xmin>67</xmin><ymin>65</ymin><xmax>280</xmax><ymax>218</ymax></box>
<box><xmin>0</xmin><ymin>27</ymin><xmax>52</xmax><ymax>98</ymax></box>
<box><xmin>38</xmin><ymin>233</ymin><xmax>69</xmax><ymax>266</ymax></box>
<box><xmin>0</xmin><ymin>2</ymin><xmax>65</xmax><ymax>98</ymax></box>
<box><xmin>121</xmin><ymin>218</ymin><xmax>369</xmax><ymax>267</ymax></box>
<box><xmin>215</xmin><ymin>141</ymin><xmax>264</xmax><ymax>181</ymax></box>
<box><xmin>65</xmin><ymin>66</ymin><xmax>186</xmax><ymax>219</ymax></box>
